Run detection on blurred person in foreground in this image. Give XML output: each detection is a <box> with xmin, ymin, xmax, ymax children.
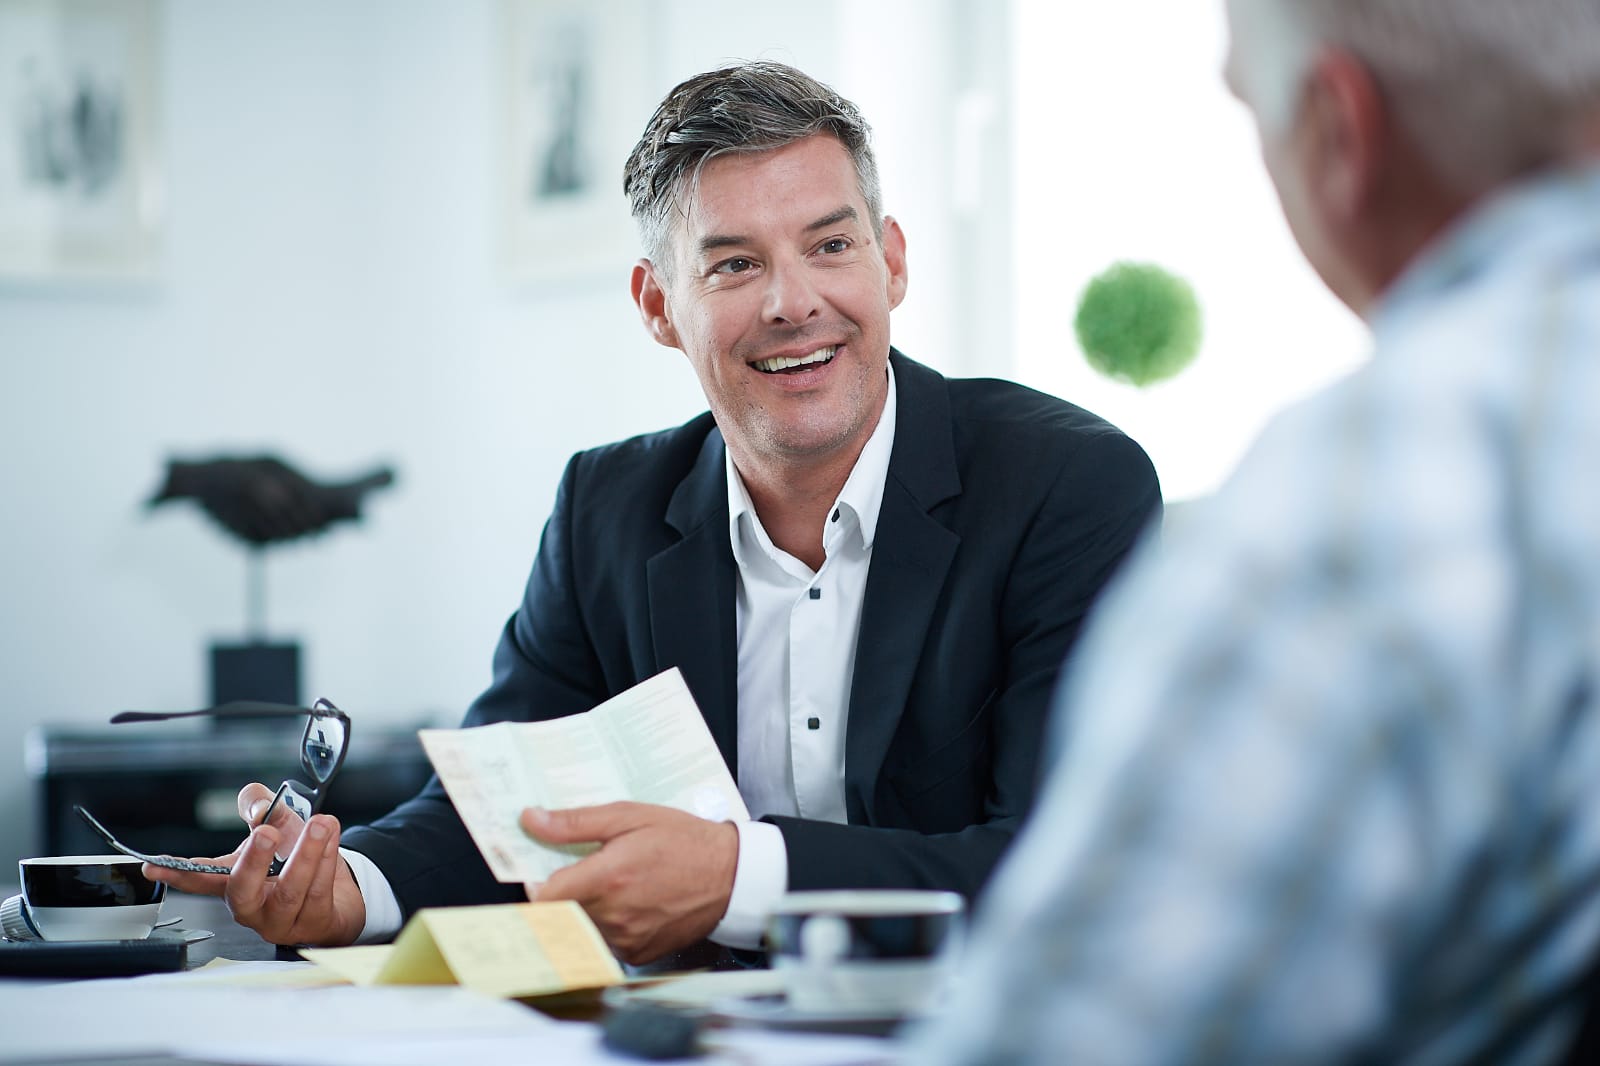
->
<box><xmin>907</xmin><ymin>1</ymin><xmax>1600</xmax><ymax>1063</ymax></box>
<box><xmin>144</xmin><ymin>62</ymin><xmax>1159</xmax><ymax>965</ymax></box>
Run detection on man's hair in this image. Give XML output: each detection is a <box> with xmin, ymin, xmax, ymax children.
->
<box><xmin>1238</xmin><ymin>0</ymin><xmax>1600</xmax><ymax>194</ymax></box>
<box><xmin>622</xmin><ymin>61</ymin><xmax>883</xmax><ymax>273</ymax></box>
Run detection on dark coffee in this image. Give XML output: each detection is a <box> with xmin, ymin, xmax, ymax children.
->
<box><xmin>21</xmin><ymin>856</ymin><xmax>166</xmax><ymax>909</ymax></box>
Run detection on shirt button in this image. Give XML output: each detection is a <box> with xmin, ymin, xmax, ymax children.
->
<box><xmin>808</xmin><ymin>587</ymin><xmax>821</xmax><ymax>600</ymax></box>
<box><xmin>807</xmin><ymin>717</ymin><xmax>821</xmax><ymax>730</ymax></box>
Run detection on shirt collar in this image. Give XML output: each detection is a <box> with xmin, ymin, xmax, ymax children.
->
<box><xmin>1370</xmin><ymin>163</ymin><xmax>1600</xmax><ymax>338</ymax></box>
<box><xmin>725</xmin><ymin>361</ymin><xmax>898</xmax><ymax>566</ymax></box>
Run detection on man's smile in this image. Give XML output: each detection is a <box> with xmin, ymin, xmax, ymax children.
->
<box><xmin>750</xmin><ymin>345</ymin><xmax>838</xmax><ymax>374</ymax></box>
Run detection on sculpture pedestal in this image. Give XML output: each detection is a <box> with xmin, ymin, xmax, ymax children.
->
<box><xmin>209</xmin><ymin>641</ymin><xmax>300</xmax><ymax>707</ymax></box>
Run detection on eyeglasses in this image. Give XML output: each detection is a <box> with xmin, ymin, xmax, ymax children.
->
<box><xmin>76</xmin><ymin>698</ymin><xmax>351</xmax><ymax>878</ymax></box>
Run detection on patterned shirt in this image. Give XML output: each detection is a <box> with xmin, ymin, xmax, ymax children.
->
<box><xmin>905</xmin><ymin>164</ymin><xmax>1600</xmax><ymax>1065</ymax></box>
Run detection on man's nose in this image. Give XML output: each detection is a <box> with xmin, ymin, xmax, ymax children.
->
<box><xmin>762</xmin><ymin>259</ymin><xmax>822</xmax><ymax>326</ymax></box>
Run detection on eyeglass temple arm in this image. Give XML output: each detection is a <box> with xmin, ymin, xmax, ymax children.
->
<box><xmin>111</xmin><ymin>699</ymin><xmax>342</xmax><ymax>724</ymax></box>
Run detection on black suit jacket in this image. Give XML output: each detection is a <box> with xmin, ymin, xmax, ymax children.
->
<box><xmin>344</xmin><ymin>351</ymin><xmax>1160</xmax><ymax>918</ymax></box>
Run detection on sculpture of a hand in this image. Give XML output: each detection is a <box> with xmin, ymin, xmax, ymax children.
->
<box><xmin>148</xmin><ymin>457</ymin><xmax>395</xmax><ymax>546</ymax></box>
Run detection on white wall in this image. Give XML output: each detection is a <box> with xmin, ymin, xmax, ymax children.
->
<box><xmin>0</xmin><ymin>0</ymin><xmax>1008</xmax><ymax>867</ymax></box>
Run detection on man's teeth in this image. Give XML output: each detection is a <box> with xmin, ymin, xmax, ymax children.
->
<box><xmin>753</xmin><ymin>346</ymin><xmax>837</xmax><ymax>373</ymax></box>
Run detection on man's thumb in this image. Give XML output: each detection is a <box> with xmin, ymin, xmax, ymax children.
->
<box><xmin>520</xmin><ymin>803</ymin><xmax>631</xmax><ymax>843</ymax></box>
<box><xmin>520</xmin><ymin>806</ymin><xmax>572</xmax><ymax>841</ymax></box>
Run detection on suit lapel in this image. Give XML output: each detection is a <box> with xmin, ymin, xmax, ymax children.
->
<box><xmin>844</xmin><ymin>353</ymin><xmax>963</xmax><ymax>820</ymax></box>
<box><xmin>647</xmin><ymin>427</ymin><xmax>742</xmax><ymax>778</ymax></box>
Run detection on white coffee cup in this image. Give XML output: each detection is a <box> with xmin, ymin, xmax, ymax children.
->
<box><xmin>19</xmin><ymin>855</ymin><xmax>166</xmax><ymax>941</ymax></box>
<box><xmin>766</xmin><ymin>889</ymin><xmax>964</xmax><ymax>1018</ymax></box>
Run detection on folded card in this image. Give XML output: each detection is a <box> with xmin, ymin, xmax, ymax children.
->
<box><xmin>301</xmin><ymin>901</ymin><xmax>622</xmax><ymax>999</ymax></box>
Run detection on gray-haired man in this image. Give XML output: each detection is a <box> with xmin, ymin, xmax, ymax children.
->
<box><xmin>910</xmin><ymin>2</ymin><xmax>1600</xmax><ymax>1063</ymax></box>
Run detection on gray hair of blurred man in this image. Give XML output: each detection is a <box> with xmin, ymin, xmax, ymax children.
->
<box><xmin>1229</xmin><ymin>0</ymin><xmax>1600</xmax><ymax>195</ymax></box>
<box><xmin>621</xmin><ymin>61</ymin><xmax>884</xmax><ymax>278</ymax></box>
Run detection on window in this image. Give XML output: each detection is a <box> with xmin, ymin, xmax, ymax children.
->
<box><xmin>1011</xmin><ymin>1</ymin><xmax>1367</xmax><ymax>500</ymax></box>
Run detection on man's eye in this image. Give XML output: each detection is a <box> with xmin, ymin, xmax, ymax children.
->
<box><xmin>820</xmin><ymin>238</ymin><xmax>850</xmax><ymax>254</ymax></box>
<box><xmin>714</xmin><ymin>257</ymin><xmax>755</xmax><ymax>275</ymax></box>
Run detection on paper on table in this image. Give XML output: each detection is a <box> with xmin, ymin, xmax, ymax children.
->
<box><xmin>301</xmin><ymin>901</ymin><xmax>624</xmax><ymax>1000</ymax></box>
<box><xmin>181</xmin><ymin>1025</ymin><xmax>900</xmax><ymax>1066</ymax></box>
<box><xmin>0</xmin><ymin>982</ymin><xmax>550</xmax><ymax>1065</ymax></box>
<box><xmin>299</xmin><ymin>944</ymin><xmax>397</xmax><ymax>985</ymax></box>
<box><xmin>151</xmin><ymin>957</ymin><xmax>350</xmax><ymax>987</ymax></box>
<box><xmin>420</xmin><ymin>667</ymin><xmax>749</xmax><ymax>883</ymax></box>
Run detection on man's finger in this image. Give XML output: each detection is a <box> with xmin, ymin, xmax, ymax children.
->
<box><xmin>221</xmin><ymin>824</ymin><xmax>280</xmax><ymax>926</ymax></box>
<box><xmin>264</xmin><ymin>817</ymin><xmax>332</xmax><ymax>936</ymax></box>
<box><xmin>236</xmin><ymin>782</ymin><xmax>277</xmax><ymax>826</ymax></box>
<box><xmin>141</xmin><ymin>835</ymin><xmax>249</xmax><ymax>896</ymax></box>
<box><xmin>300</xmin><ymin>817</ymin><xmax>343</xmax><ymax>921</ymax></box>
<box><xmin>144</xmin><ymin>863</ymin><xmax>230</xmax><ymax>897</ymax></box>
<box><xmin>520</xmin><ymin>802</ymin><xmax>648</xmax><ymax>844</ymax></box>
<box><xmin>535</xmin><ymin>855</ymin><xmax>607</xmax><ymax>907</ymax></box>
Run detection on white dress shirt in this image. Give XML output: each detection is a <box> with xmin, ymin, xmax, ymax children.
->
<box><xmin>715</xmin><ymin>364</ymin><xmax>897</xmax><ymax>947</ymax></box>
<box><xmin>348</xmin><ymin>365</ymin><xmax>897</xmax><ymax>948</ymax></box>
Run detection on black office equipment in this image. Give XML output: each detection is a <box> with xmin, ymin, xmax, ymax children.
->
<box><xmin>0</xmin><ymin>936</ymin><xmax>187</xmax><ymax>978</ymax></box>
<box><xmin>600</xmin><ymin>1003</ymin><xmax>704</xmax><ymax>1060</ymax></box>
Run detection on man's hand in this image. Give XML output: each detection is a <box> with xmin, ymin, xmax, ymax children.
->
<box><xmin>141</xmin><ymin>783</ymin><xmax>366</xmax><ymax>947</ymax></box>
<box><xmin>521</xmin><ymin>802</ymin><xmax>738</xmax><ymax>965</ymax></box>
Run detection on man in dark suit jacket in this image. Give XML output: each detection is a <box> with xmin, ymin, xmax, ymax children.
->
<box><xmin>342</xmin><ymin>348</ymin><xmax>1156</xmax><ymax>939</ymax></box>
<box><xmin>145</xmin><ymin>62</ymin><xmax>1159</xmax><ymax>965</ymax></box>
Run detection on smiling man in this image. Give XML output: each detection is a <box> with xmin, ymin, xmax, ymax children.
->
<box><xmin>631</xmin><ymin>132</ymin><xmax>906</xmax><ymax>568</ymax></box>
<box><xmin>145</xmin><ymin>62</ymin><xmax>1160</xmax><ymax>966</ymax></box>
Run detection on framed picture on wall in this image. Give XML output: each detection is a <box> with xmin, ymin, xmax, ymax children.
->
<box><xmin>499</xmin><ymin>0</ymin><xmax>653</xmax><ymax>286</ymax></box>
<box><xmin>0</xmin><ymin>0</ymin><xmax>163</xmax><ymax>283</ymax></box>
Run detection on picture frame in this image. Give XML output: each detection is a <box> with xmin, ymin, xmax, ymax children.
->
<box><xmin>0</xmin><ymin>0</ymin><xmax>164</xmax><ymax>283</ymax></box>
<box><xmin>499</xmin><ymin>0</ymin><xmax>653</xmax><ymax>286</ymax></box>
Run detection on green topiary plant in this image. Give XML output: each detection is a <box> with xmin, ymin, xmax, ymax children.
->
<box><xmin>1074</xmin><ymin>261</ymin><xmax>1203</xmax><ymax>386</ymax></box>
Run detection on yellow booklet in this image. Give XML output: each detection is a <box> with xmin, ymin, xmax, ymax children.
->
<box><xmin>300</xmin><ymin>901</ymin><xmax>624</xmax><ymax>1000</ymax></box>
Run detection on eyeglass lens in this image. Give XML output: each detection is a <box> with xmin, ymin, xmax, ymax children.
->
<box><xmin>303</xmin><ymin>706</ymin><xmax>347</xmax><ymax>783</ymax></box>
<box><xmin>270</xmin><ymin>780</ymin><xmax>317</xmax><ymax>823</ymax></box>
<box><xmin>259</xmin><ymin>780</ymin><xmax>320</xmax><ymax>875</ymax></box>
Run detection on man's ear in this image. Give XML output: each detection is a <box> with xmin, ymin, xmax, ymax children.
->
<box><xmin>1301</xmin><ymin>48</ymin><xmax>1386</xmax><ymax>225</ymax></box>
<box><xmin>881</xmin><ymin>216</ymin><xmax>909</xmax><ymax>311</ymax></box>
<box><xmin>631</xmin><ymin>259</ymin><xmax>682</xmax><ymax>350</ymax></box>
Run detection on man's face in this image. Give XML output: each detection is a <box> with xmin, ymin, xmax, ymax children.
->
<box><xmin>635</xmin><ymin>134</ymin><xmax>908</xmax><ymax>474</ymax></box>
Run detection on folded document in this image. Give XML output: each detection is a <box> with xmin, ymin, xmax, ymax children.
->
<box><xmin>419</xmin><ymin>667</ymin><xmax>749</xmax><ymax>884</ymax></box>
<box><xmin>301</xmin><ymin>901</ymin><xmax>623</xmax><ymax>999</ymax></box>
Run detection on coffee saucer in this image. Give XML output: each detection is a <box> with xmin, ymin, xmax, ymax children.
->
<box><xmin>601</xmin><ymin>968</ymin><xmax>785</xmax><ymax>1012</ymax></box>
<box><xmin>708</xmin><ymin>993</ymin><xmax>908</xmax><ymax>1037</ymax></box>
<box><xmin>600</xmin><ymin>969</ymin><xmax>916</xmax><ymax>1037</ymax></box>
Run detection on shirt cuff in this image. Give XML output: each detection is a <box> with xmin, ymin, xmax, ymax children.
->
<box><xmin>340</xmin><ymin>847</ymin><xmax>403</xmax><ymax>944</ymax></box>
<box><xmin>709</xmin><ymin>820</ymin><xmax>788</xmax><ymax>950</ymax></box>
